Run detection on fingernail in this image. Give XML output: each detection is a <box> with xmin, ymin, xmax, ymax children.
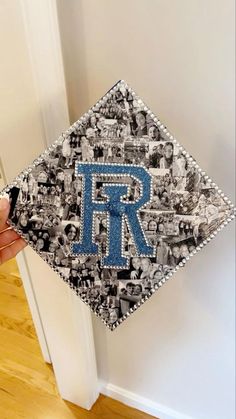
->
<box><xmin>0</xmin><ymin>198</ymin><xmax>9</xmax><ymax>210</ymax></box>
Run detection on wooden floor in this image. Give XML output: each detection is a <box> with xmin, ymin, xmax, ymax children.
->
<box><xmin>0</xmin><ymin>259</ymin><xmax>155</xmax><ymax>419</ymax></box>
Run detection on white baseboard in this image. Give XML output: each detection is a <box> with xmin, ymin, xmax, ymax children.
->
<box><xmin>99</xmin><ymin>381</ymin><xmax>195</xmax><ymax>419</ymax></box>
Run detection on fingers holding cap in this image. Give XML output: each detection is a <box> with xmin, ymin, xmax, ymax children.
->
<box><xmin>0</xmin><ymin>198</ymin><xmax>10</xmax><ymax>230</ymax></box>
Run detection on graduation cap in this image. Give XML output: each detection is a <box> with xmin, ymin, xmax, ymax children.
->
<box><xmin>1</xmin><ymin>80</ymin><xmax>235</xmax><ymax>330</ymax></box>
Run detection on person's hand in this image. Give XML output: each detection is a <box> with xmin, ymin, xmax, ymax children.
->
<box><xmin>0</xmin><ymin>198</ymin><xmax>27</xmax><ymax>265</ymax></box>
<box><xmin>130</xmin><ymin>270</ymin><xmax>138</xmax><ymax>279</ymax></box>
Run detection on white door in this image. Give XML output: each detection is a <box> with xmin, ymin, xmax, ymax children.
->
<box><xmin>0</xmin><ymin>0</ymin><xmax>98</xmax><ymax>409</ymax></box>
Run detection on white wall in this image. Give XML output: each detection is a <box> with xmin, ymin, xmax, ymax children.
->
<box><xmin>0</xmin><ymin>0</ymin><xmax>46</xmax><ymax>181</ymax></box>
<box><xmin>57</xmin><ymin>1</ymin><xmax>235</xmax><ymax>418</ymax></box>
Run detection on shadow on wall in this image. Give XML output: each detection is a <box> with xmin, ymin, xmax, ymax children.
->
<box><xmin>92</xmin><ymin>314</ymin><xmax>110</xmax><ymax>384</ymax></box>
<box><xmin>209</xmin><ymin>136</ymin><xmax>235</xmax><ymax>201</ymax></box>
<box><xmin>57</xmin><ymin>0</ymin><xmax>89</xmax><ymax>123</ymax></box>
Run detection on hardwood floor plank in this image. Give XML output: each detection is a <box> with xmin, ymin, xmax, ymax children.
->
<box><xmin>0</xmin><ymin>314</ymin><xmax>35</xmax><ymax>339</ymax></box>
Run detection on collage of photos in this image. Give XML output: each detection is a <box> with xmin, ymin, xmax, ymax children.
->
<box><xmin>7</xmin><ymin>83</ymin><xmax>232</xmax><ymax>326</ymax></box>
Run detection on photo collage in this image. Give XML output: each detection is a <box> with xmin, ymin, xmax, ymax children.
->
<box><xmin>7</xmin><ymin>83</ymin><xmax>232</xmax><ymax>327</ymax></box>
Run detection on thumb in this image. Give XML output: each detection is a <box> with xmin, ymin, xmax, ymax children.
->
<box><xmin>0</xmin><ymin>198</ymin><xmax>10</xmax><ymax>230</ymax></box>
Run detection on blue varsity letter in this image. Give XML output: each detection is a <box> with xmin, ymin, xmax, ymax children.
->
<box><xmin>72</xmin><ymin>163</ymin><xmax>155</xmax><ymax>268</ymax></box>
